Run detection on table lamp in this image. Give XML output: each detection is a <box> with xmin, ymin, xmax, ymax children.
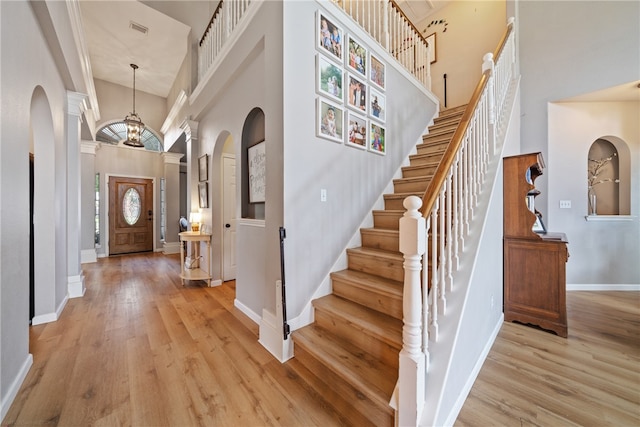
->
<box><xmin>189</xmin><ymin>212</ymin><xmax>201</xmax><ymax>232</ymax></box>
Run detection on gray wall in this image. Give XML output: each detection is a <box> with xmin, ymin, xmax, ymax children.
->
<box><xmin>518</xmin><ymin>0</ymin><xmax>640</xmax><ymax>286</ymax></box>
<box><xmin>281</xmin><ymin>0</ymin><xmax>437</xmax><ymax>320</ymax></box>
<box><xmin>0</xmin><ymin>0</ymin><xmax>69</xmax><ymax>416</ymax></box>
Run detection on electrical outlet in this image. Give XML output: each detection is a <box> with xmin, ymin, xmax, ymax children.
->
<box><xmin>490</xmin><ymin>295</ymin><xmax>494</xmax><ymax>310</ymax></box>
<box><xmin>320</xmin><ymin>189</ymin><xmax>327</xmax><ymax>202</ymax></box>
<box><xmin>559</xmin><ymin>200</ymin><xmax>571</xmax><ymax>209</ymax></box>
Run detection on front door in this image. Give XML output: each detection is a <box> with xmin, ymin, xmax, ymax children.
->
<box><xmin>109</xmin><ymin>177</ymin><xmax>154</xmax><ymax>255</ymax></box>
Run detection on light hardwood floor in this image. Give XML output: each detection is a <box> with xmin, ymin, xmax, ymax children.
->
<box><xmin>3</xmin><ymin>252</ymin><xmax>639</xmax><ymax>426</ymax></box>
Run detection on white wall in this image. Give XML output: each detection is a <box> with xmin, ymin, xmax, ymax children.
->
<box><xmin>414</xmin><ymin>0</ymin><xmax>507</xmax><ymax>109</ymax></box>
<box><xmin>548</xmin><ymin>101</ymin><xmax>639</xmax><ymax>287</ymax></box>
<box><xmin>94</xmin><ymin>78</ymin><xmax>168</xmax><ymax>136</ymax></box>
<box><xmin>0</xmin><ymin>1</ymin><xmax>71</xmax><ymax>418</ymax></box>
<box><xmin>518</xmin><ymin>1</ymin><xmax>640</xmax><ymax>215</ymax></box>
<box><xmin>281</xmin><ymin>0</ymin><xmax>438</xmax><ymax>321</ymax></box>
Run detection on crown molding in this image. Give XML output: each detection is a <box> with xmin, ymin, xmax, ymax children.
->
<box><xmin>66</xmin><ymin>0</ymin><xmax>101</xmax><ymax>121</ymax></box>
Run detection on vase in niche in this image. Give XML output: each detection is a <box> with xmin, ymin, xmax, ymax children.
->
<box><xmin>588</xmin><ymin>192</ymin><xmax>597</xmax><ymax>215</ymax></box>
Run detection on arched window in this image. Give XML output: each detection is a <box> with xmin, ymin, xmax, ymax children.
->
<box><xmin>96</xmin><ymin>121</ymin><xmax>163</xmax><ymax>152</ymax></box>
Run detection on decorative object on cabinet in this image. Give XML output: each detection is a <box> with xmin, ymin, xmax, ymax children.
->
<box><xmin>179</xmin><ymin>231</ymin><xmax>212</xmax><ymax>287</ymax></box>
<box><xmin>503</xmin><ymin>152</ymin><xmax>569</xmax><ymax>337</ymax></box>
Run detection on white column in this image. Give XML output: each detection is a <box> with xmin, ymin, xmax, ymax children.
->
<box><xmin>66</xmin><ymin>91</ymin><xmax>88</xmax><ymax>298</ymax></box>
<box><xmin>162</xmin><ymin>152</ymin><xmax>184</xmax><ymax>254</ymax></box>
<box><xmin>180</xmin><ymin>120</ymin><xmax>199</xmax><ymax>214</ymax></box>
<box><xmin>80</xmin><ymin>142</ymin><xmax>99</xmax><ymax>264</ymax></box>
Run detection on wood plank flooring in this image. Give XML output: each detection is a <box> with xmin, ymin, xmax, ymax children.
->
<box><xmin>456</xmin><ymin>291</ymin><xmax>640</xmax><ymax>427</ymax></box>
<box><xmin>3</xmin><ymin>252</ymin><xmax>639</xmax><ymax>426</ymax></box>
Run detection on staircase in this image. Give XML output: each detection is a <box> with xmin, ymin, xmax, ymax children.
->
<box><xmin>291</xmin><ymin>105</ymin><xmax>467</xmax><ymax>426</ymax></box>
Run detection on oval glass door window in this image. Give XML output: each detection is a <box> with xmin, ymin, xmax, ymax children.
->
<box><xmin>123</xmin><ymin>188</ymin><xmax>141</xmax><ymax>225</ymax></box>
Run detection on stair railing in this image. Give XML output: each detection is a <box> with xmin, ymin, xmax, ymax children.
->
<box><xmin>324</xmin><ymin>0</ymin><xmax>432</xmax><ymax>89</ymax></box>
<box><xmin>397</xmin><ymin>19</ymin><xmax>515</xmax><ymax>426</ymax></box>
<box><xmin>198</xmin><ymin>0</ymin><xmax>253</xmax><ymax>84</ymax></box>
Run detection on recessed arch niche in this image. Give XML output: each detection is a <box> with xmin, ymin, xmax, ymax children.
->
<box><xmin>587</xmin><ymin>137</ymin><xmax>630</xmax><ymax>215</ymax></box>
<box><xmin>241</xmin><ymin>108</ymin><xmax>265</xmax><ymax>220</ymax></box>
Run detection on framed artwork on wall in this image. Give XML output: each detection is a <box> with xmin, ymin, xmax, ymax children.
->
<box><xmin>317</xmin><ymin>54</ymin><xmax>343</xmax><ymax>102</ymax></box>
<box><xmin>248</xmin><ymin>140</ymin><xmax>266</xmax><ymax>203</ymax></box>
<box><xmin>426</xmin><ymin>32</ymin><xmax>437</xmax><ymax>64</ymax></box>
<box><xmin>198</xmin><ymin>182</ymin><xmax>209</xmax><ymax>208</ymax></box>
<box><xmin>369</xmin><ymin>88</ymin><xmax>385</xmax><ymax>123</ymax></box>
<box><xmin>369</xmin><ymin>122</ymin><xmax>386</xmax><ymax>155</ymax></box>
<box><xmin>347</xmin><ymin>35</ymin><xmax>367</xmax><ymax>77</ymax></box>
<box><xmin>369</xmin><ymin>53</ymin><xmax>385</xmax><ymax>91</ymax></box>
<box><xmin>198</xmin><ymin>154</ymin><xmax>208</xmax><ymax>182</ymax></box>
<box><xmin>346</xmin><ymin>73</ymin><xmax>367</xmax><ymax>114</ymax></box>
<box><xmin>346</xmin><ymin>111</ymin><xmax>367</xmax><ymax>150</ymax></box>
<box><xmin>317</xmin><ymin>97</ymin><xmax>344</xmax><ymax>143</ymax></box>
<box><xmin>317</xmin><ymin>11</ymin><xmax>343</xmax><ymax>63</ymax></box>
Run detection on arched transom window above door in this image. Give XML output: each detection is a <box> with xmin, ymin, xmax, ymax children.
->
<box><xmin>96</xmin><ymin>121</ymin><xmax>163</xmax><ymax>152</ymax></box>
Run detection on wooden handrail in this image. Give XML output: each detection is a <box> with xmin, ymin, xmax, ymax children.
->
<box><xmin>199</xmin><ymin>0</ymin><xmax>224</xmax><ymax>47</ymax></box>
<box><xmin>389</xmin><ymin>0</ymin><xmax>431</xmax><ymax>47</ymax></box>
<box><xmin>419</xmin><ymin>22</ymin><xmax>513</xmax><ymax>217</ymax></box>
<box><xmin>493</xmin><ymin>21</ymin><xmax>514</xmax><ymax>63</ymax></box>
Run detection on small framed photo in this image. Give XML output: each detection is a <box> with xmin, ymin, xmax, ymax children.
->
<box><xmin>346</xmin><ymin>111</ymin><xmax>367</xmax><ymax>150</ymax></box>
<box><xmin>317</xmin><ymin>11</ymin><xmax>343</xmax><ymax>63</ymax></box>
<box><xmin>317</xmin><ymin>97</ymin><xmax>344</xmax><ymax>143</ymax></box>
<box><xmin>533</xmin><ymin>212</ymin><xmax>547</xmax><ymax>234</ymax></box>
<box><xmin>369</xmin><ymin>122</ymin><xmax>386</xmax><ymax>155</ymax></box>
<box><xmin>198</xmin><ymin>182</ymin><xmax>209</xmax><ymax>208</ymax></box>
<box><xmin>198</xmin><ymin>154</ymin><xmax>208</xmax><ymax>182</ymax></box>
<box><xmin>347</xmin><ymin>35</ymin><xmax>367</xmax><ymax>77</ymax></box>
<box><xmin>346</xmin><ymin>73</ymin><xmax>367</xmax><ymax>114</ymax></box>
<box><xmin>369</xmin><ymin>54</ymin><xmax>385</xmax><ymax>91</ymax></box>
<box><xmin>369</xmin><ymin>88</ymin><xmax>385</xmax><ymax>123</ymax></box>
<box><xmin>317</xmin><ymin>54</ymin><xmax>343</xmax><ymax>102</ymax></box>
<box><xmin>426</xmin><ymin>32</ymin><xmax>437</xmax><ymax>64</ymax></box>
<box><xmin>248</xmin><ymin>140</ymin><xmax>266</xmax><ymax>203</ymax></box>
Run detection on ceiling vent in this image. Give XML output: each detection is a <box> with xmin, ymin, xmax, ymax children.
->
<box><xmin>129</xmin><ymin>21</ymin><xmax>148</xmax><ymax>35</ymax></box>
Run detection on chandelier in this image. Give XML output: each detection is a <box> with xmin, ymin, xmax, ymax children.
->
<box><xmin>123</xmin><ymin>63</ymin><xmax>145</xmax><ymax>147</ymax></box>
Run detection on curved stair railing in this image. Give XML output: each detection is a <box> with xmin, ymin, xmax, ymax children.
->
<box><xmin>396</xmin><ymin>19</ymin><xmax>516</xmax><ymax>425</ymax></box>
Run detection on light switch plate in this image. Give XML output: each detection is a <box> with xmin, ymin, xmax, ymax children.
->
<box><xmin>559</xmin><ymin>200</ymin><xmax>571</xmax><ymax>209</ymax></box>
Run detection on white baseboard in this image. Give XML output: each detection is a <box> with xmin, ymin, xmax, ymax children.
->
<box><xmin>258</xmin><ymin>309</ymin><xmax>294</xmax><ymax>363</ymax></box>
<box><xmin>1</xmin><ymin>353</ymin><xmax>33</xmax><ymax>421</ymax></box>
<box><xmin>567</xmin><ymin>284</ymin><xmax>640</xmax><ymax>291</ymax></box>
<box><xmin>442</xmin><ymin>314</ymin><xmax>504</xmax><ymax>427</ymax></box>
<box><xmin>32</xmin><ymin>294</ymin><xmax>69</xmax><ymax>326</ymax></box>
<box><xmin>67</xmin><ymin>272</ymin><xmax>86</xmax><ymax>298</ymax></box>
<box><xmin>81</xmin><ymin>249</ymin><xmax>97</xmax><ymax>264</ymax></box>
<box><xmin>210</xmin><ymin>279</ymin><xmax>222</xmax><ymax>287</ymax></box>
<box><xmin>234</xmin><ymin>298</ymin><xmax>261</xmax><ymax>324</ymax></box>
<box><xmin>163</xmin><ymin>241</ymin><xmax>181</xmax><ymax>255</ymax></box>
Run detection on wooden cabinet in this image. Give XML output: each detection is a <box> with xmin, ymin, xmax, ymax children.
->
<box><xmin>503</xmin><ymin>153</ymin><xmax>569</xmax><ymax>337</ymax></box>
<box><xmin>179</xmin><ymin>231</ymin><xmax>212</xmax><ymax>287</ymax></box>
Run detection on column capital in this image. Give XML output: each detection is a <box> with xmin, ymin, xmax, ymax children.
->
<box><xmin>162</xmin><ymin>152</ymin><xmax>184</xmax><ymax>165</ymax></box>
<box><xmin>180</xmin><ymin>119</ymin><xmax>199</xmax><ymax>141</ymax></box>
<box><xmin>81</xmin><ymin>141</ymin><xmax>100</xmax><ymax>154</ymax></box>
<box><xmin>67</xmin><ymin>91</ymin><xmax>88</xmax><ymax>118</ymax></box>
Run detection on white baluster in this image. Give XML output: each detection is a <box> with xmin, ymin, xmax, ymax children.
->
<box><xmin>438</xmin><ymin>188</ymin><xmax>446</xmax><ymax>314</ymax></box>
<box><xmin>422</xmin><ymin>219</ymin><xmax>430</xmax><ymax>369</ymax></box>
<box><xmin>429</xmin><ymin>201</ymin><xmax>439</xmax><ymax>340</ymax></box>
<box><xmin>446</xmin><ymin>172</ymin><xmax>453</xmax><ymax>292</ymax></box>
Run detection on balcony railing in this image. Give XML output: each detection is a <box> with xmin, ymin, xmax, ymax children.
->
<box><xmin>198</xmin><ymin>0</ymin><xmax>253</xmax><ymax>83</ymax></box>
<box><xmin>197</xmin><ymin>0</ymin><xmax>432</xmax><ymax>90</ymax></box>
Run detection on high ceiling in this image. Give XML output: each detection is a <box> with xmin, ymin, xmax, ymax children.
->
<box><xmin>79</xmin><ymin>1</ymin><xmax>639</xmax><ymax>104</ymax></box>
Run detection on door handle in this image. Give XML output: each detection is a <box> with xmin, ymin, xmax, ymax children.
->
<box><xmin>225</xmin><ymin>223</ymin><xmax>231</xmax><ymax>228</ymax></box>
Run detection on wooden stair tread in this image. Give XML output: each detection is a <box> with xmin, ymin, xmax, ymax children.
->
<box><xmin>347</xmin><ymin>245</ymin><xmax>401</xmax><ymax>259</ymax></box>
<box><xmin>294</xmin><ymin>325</ymin><xmax>396</xmax><ymax>423</ymax></box>
<box><xmin>331</xmin><ymin>269</ymin><xmax>402</xmax><ymax>300</ymax></box>
<box><xmin>384</xmin><ymin>191</ymin><xmax>424</xmax><ymax>201</ymax></box>
<box><xmin>313</xmin><ymin>295</ymin><xmax>402</xmax><ymax>350</ymax></box>
<box><xmin>394</xmin><ymin>175</ymin><xmax>433</xmax><ymax>184</ymax></box>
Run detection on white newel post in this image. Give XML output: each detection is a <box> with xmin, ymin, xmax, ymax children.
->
<box><xmin>66</xmin><ymin>91</ymin><xmax>88</xmax><ymax>298</ymax></box>
<box><xmin>398</xmin><ymin>196</ymin><xmax>426</xmax><ymax>426</ymax></box>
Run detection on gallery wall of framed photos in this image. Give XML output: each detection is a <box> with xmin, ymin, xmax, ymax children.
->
<box><xmin>315</xmin><ymin>10</ymin><xmax>387</xmax><ymax>156</ymax></box>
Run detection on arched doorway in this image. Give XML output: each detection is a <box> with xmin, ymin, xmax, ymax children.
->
<box><xmin>29</xmin><ymin>87</ymin><xmax>57</xmax><ymax>324</ymax></box>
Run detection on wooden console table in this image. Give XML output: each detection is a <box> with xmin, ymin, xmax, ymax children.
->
<box><xmin>179</xmin><ymin>231</ymin><xmax>212</xmax><ymax>287</ymax></box>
